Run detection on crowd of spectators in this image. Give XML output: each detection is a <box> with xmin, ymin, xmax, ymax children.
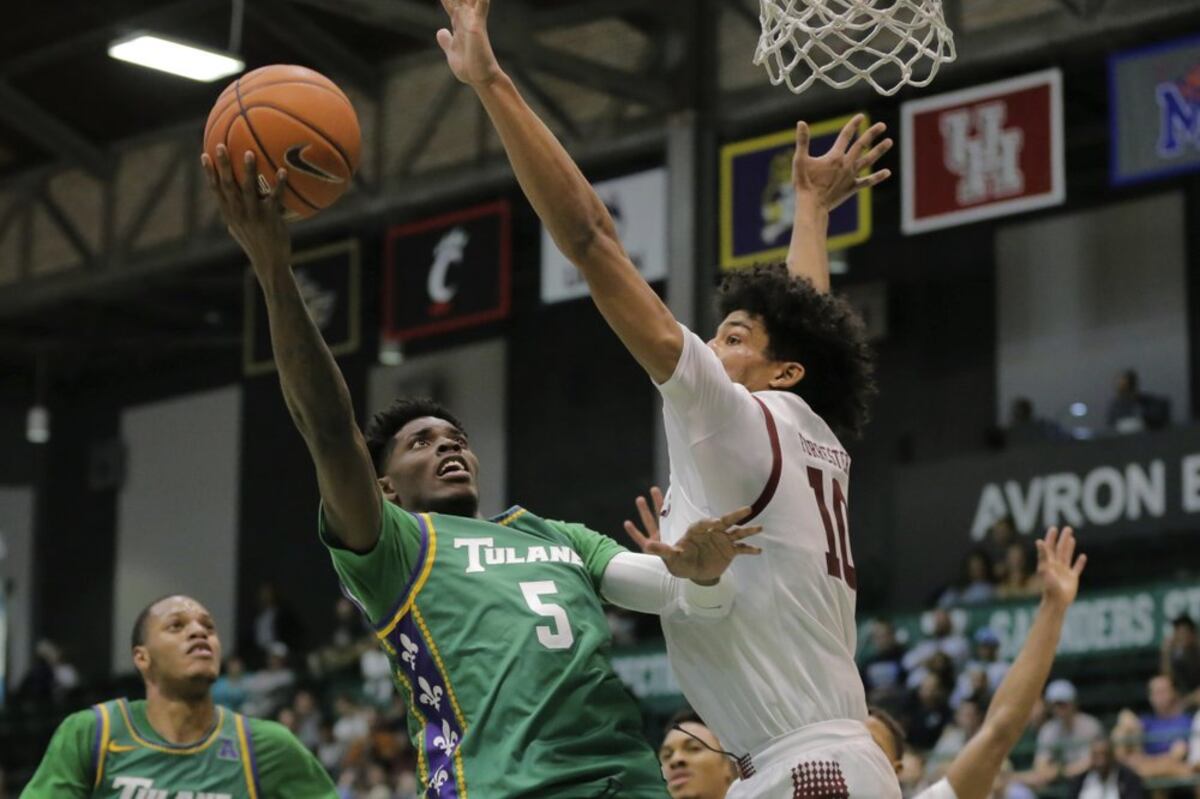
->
<box><xmin>860</xmin><ymin>608</ymin><xmax>1200</xmax><ymax>798</ymax></box>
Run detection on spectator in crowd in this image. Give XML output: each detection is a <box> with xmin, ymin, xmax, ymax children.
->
<box><xmin>292</xmin><ymin>688</ymin><xmax>323</xmax><ymax>751</ymax></box>
<box><xmin>276</xmin><ymin>705</ymin><xmax>298</xmax><ymax>732</ymax></box>
<box><xmin>991</xmin><ymin>761</ymin><xmax>1038</xmax><ymax>799</ymax></box>
<box><xmin>395</xmin><ymin>770</ymin><xmax>419</xmax><ymax>799</ymax></box>
<box><xmin>359</xmin><ymin>645</ymin><xmax>394</xmax><ymax>706</ymax></box>
<box><xmin>332</xmin><ymin>694</ymin><xmax>372</xmax><ymax>748</ymax></box>
<box><xmin>656</xmin><ymin>709</ymin><xmax>747</xmax><ymax>799</ymax></box>
<box><xmin>606</xmin><ymin>607</ymin><xmax>639</xmax><ymax>648</ymax></box>
<box><xmin>1027</xmin><ymin>679</ymin><xmax>1104</xmax><ymax>787</ymax></box>
<box><xmin>1161</xmin><ymin>615</ymin><xmax>1200</xmax><ymax>709</ymax></box>
<box><xmin>997</xmin><ymin>543</ymin><xmax>1042</xmax><ymax>599</ymax></box>
<box><xmin>1070</xmin><ymin>737</ymin><xmax>1147</xmax><ymax>799</ymax></box>
<box><xmin>15</xmin><ymin>639</ymin><xmax>79</xmax><ymax>706</ymax></box>
<box><xmin>1107</xmin><ymin>370</ymin><xmax>1169</xmax><ymax>434</ymax></box>
<box><xmin>952</xmin><ymin>628</ymin><xmax>1011</xmax><ymax>709</ymax></box>
<box><xmin>939</xmin><ymin>550</ymin><xmax>998</xmax><ymax>608</ymax></box>
<box><xmin>1111</xmin><ymin>675</ymin><xmax>1193</xmax><ymax>781</ymax></box>
<box><xmin>242</xmin><ymin>641</ymin><xmax>296</xmax><ymax>718</ymax></box>
<box><xmin>904</xmin><ymin>608</ymin><xmax>971</xmax><ymax>679</ymax></box>
<box><xmin>362</xmin><ymin>763</ymin><xmax>392</xmax><ymax>799</ymax></box>
<box><xmin>982</xmin><ymin>517</ymin><xmax>1019</xmax><ymax>583</ymax></box>
<box><xmin>308</xmin><ymin>596</ymin><xmax>371</xmax><ymax>682</ymax></box>
<box><xmin>908</xmin><ymin>672</ymin><xmax>954</xmax><ymax>751</ymax></box>
<box><xmin>210</xmin><ymin>654</ymin><xmax>248</xmax><ymax>711</ymax></box>
<box><xmin>931</xmin><ymin>698</ymin><xmax>985</xmax><ymax>767</ymax></box>
<box><xmin>316</xmin><ymin>720</ymin><xmax>346</xmax><ymax>775</ymax></box>
<box><xmin>862</xmin><ymin>619</ymin><xmax>909</xmax><ymax>713</ymax></box>
<box><xmin>252</xmin><ymin>581</ymin><xmax>303</xmax><ymax>665</ymax></box>
<box><xmin>1006</xmin><ymin>397</ymin><xmax>1067</xmax><ymax>447</ymax></box>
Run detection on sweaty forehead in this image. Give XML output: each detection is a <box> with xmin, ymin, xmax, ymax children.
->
<box><xmin>151</xmin><ymin>596</ymin><xmax>210</xmax><ymax>622</ymax></box>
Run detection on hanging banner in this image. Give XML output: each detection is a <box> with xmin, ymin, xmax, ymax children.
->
<box><xmin>901</xmin><ymin>68</ymin><xmax>1065</xmax><ymax>235</ymax></box>
<box><xmin>383</xmin><ymin>201</ymin><xmax>512</xmax><ymax>342</ymax></box>
<box><xmin>244</xmin><ymin>239</ymin><xmax>361</xmax><ymax>376</ymax></box>
<box><xmin>1109</xmin><ymin>34</ymin><xmax>1200</xmax><ymax>186</ymax></box>
<box><xmin>541</xmin><ymin>168</ymin><xmax>668</xmax><ymax>304</ymax></box>
<box><xmin>720</xmin><ymin>114</ymin><xmax>873</xmax><ymax>271</ymax></box>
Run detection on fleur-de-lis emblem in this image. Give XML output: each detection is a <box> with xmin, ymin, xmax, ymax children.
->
<box><xmin>400</xmin><ymin>633</ymin><xmax>419</xmax><ymax>670</ymax></box>
<box><xmin>418</xmin><ymin>676</ymin><xmax>444</xmax><ymax>711</ymax></box>
<box><xmin>429</xmin><ymin>767</ymin><xmax>450</xmax><ymax>791</ymax></box>
<box><xmin>433</xmin><ymin>719</ymin><xmax>459</xmax><ymax>757</ymax></box>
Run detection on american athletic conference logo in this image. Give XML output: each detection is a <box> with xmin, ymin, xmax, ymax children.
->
<box><xmin>939</xmin><ymin>101</ymin><xmax>1024</xmax><ymax>206</ymax></box>
<box><xmin>1156</xmin><ymin>64</ymin><xmax>1200</xmax><ymax>159</ymax></box>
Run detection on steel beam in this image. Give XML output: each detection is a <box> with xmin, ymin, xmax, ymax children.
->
<box><xmin>0</xmin><ymin>83</ymin><xmax>111</xmax><ymax>179</ymax></box>
<box><xmin>250</xmin><ymin>0</ymin><xmax>381</xmax><ymax>94</ymax></box>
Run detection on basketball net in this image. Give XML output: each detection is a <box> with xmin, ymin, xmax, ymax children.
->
<box><xmin>754</xmin><ymin>0</ymin><xmax>956</xmax><ymax>97</ymax></box>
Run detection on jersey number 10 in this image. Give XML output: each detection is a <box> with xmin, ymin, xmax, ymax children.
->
<box><xmin>806</xmin><ymin>467</ymin><xmax>857</xmax><ymax>589</ymax></box>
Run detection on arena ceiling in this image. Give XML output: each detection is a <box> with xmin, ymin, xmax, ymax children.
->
<box><xmin>0</xmin><ymin>0</ymin><xmax>1197</xmax><ymax>396</ymax></box>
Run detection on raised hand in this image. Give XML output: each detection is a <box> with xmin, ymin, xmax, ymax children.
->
<box><xmin>792</xmin><ymin>113</ymin><xmax>892</xmax><ymax>212</ymax></box>
<box><xmin>623</xmin><ymin>488</ymin><xmax>763</xmax><ymax>585</ymax></box>
<box><xmin>436</xmin><ymin>0</ymin><xmax>502</xmax><ymax>87</ymax></box>
<box><xmin>1036</xmin><ymin>526</ymin><xmax>1087</xmax><ymax>608</ymax></box>
<box><xmin>201</xmin><ymin>145</ymin><xmax>291</xmax><ymax>272</ymax></box>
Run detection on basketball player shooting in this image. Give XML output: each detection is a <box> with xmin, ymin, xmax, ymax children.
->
<box><xmin>439</xmin><ymin>0</ymin><xmax>897</xmax><ymax>795</ymax></box>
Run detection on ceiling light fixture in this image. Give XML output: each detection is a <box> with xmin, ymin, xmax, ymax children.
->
<box><xmin>108</xmin><ymin>33</ymin><xmax>244</xmax><ymax>83</ymax></box>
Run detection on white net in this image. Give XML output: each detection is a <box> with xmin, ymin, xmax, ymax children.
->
<box><xmin>754</xmin><ymin>0</ymin><xmax>957</xmax><ymax>97</ymax></box>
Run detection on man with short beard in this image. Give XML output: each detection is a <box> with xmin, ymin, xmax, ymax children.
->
<box><xmin>22</xmin><ymin>595</ymin><xmax>334</xmax><ymax>797</ymax></box>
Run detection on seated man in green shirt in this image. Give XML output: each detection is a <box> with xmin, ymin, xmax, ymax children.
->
<box><xmin>22</xmin><ymin>595</ymin><xmax>335</xmax><ymax>798</ymax></box>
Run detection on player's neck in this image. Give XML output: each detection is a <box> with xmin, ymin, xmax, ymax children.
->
<box><xmin>144</xmin><ymin>686</ymin><xmax>219</xmax><ymax>744</ymax></box>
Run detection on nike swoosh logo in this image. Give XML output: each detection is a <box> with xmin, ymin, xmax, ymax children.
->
<box><xmin>108</xmin><ymin>741</ymin><xmax>137</xmax><ymax>753</ymax></box>
<box><xmin>283</xmin><ymin>144</ymin><xmax>344</xmax><ymax>184</ymax></box>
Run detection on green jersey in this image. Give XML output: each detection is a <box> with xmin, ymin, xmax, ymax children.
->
<box><xmin>323</xmin><ymin>501</ymin><xmax>667</xmax><ymax>798</ymax></box>
<box><xmin>20</xmin><ymin>698</ymin><xmax>335</xmax><ymax>799</ymax></box>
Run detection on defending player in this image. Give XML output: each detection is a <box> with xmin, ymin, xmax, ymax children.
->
<box><xmin>440</xmin><ymin>0</ymin><xmax>895</xmax><ymax>794</ymax></box>
<box><xmin>21</xmin><ymin>595</ymin><xmax>334</xmax><ymax>798</ymax></box>
<box><xmin>200</xmin><ymin>144</ymin><xmax>761</xmax><ymax>797</ymax></box>
<box><xmin>868</xmin><ymin>527</ymin><xmax>1086</xmax><ymax>799</ymax></box>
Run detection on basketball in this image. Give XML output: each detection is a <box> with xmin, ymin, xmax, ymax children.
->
<box><xmin>203</xmin><ymin>64</ymin><xmax>360</xmax><ymax>219</ymax></box>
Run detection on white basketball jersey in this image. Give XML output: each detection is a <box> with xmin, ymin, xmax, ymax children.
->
<box><xmin>657</xmin><ymin>325</ymin><xmax>867</xmax><ymax>756</ymax></box>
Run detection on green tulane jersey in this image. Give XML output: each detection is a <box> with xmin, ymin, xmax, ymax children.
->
<box><xmin>20</xmin><ymin>698</ymin><xmax>335</xmax><ymax>799</ymax></box>
<box><xmin>322</xmin><ymin>501</ymin><xmax>667</xmax><ymax>799</ymax></box>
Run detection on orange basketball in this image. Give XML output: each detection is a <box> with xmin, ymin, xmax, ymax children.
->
<box><xmin>204</xmin><ymin>64</ymin><xmax>361</xmax><ymax>219</ymax></box>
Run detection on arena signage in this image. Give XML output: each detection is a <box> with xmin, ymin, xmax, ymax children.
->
<box><xmin>901</xmin><ymin>68</ymin><xmax>1065</xmax><ymax>234</ymax></box>
<box><xmin>383</xmin><ymin>201</ymin><xmax>512</xmax><ymax>342</ymax></box>
<box><xmin>244</xmin><ymin>239</ymin><xmax>361</xmax><ymax>376</ymax></box>
<box><xmin>1109</xmin><ymin>34</ymin><xmax>1200</xmax><ymax>185</ymax></box>
<box><xmin>863</xmin><ymin>580</ymin><xmax>1200</xmax><ymax>663</ymax></box>
<box><xmin>719</xmin><ymin>114</ymin><xmax>873</xmax><ymax>271</ymax></box>
<box><xmin>890</xmin><ymin>425</ymin><xmax>1200</xmax><ymax>605</ymax></box>
<box><xmin>541</xmin><ymin>168</ymin><xmax>668</xmax><ymax>304</ymax></box>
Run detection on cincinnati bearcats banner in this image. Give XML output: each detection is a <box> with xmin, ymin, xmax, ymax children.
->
<box><xmin>1109</xmin><ymin>34</ymin><xmax>1200</xmax><ymax>186</ymax></box>
<box><xmin>383</xmin><ymin>201</ymin><xmax>512</xmax><ymax>342</ymax></box>
<box><xmin>901</xmin><ymin>69</ymin><xmax>1065</xmax><ymax>235</ymax></box>
<box><xmin>244</xmin><ymin>239</ymin><xmax>361</xmax><ymax>376</ymax></box>
<box><xmin>720</xmin><ymin>114</ymin><xmax>873</xmax><ymax>271</ymax></box>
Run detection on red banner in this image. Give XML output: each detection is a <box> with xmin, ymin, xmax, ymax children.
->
<box><xmin>901</xmin><ymin>69</ymin><xmax>1065</xmax><ymax>235</ymax></box>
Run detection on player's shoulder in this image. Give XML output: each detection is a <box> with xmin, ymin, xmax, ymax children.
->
<box><xmin>758</xmin><ymin>390</ymin><xmax>847</xmax><ymax>452</ymax></box>
<box><xmin>244</xmin><ymin>715</ymin><xmax>309</xmax><ymax>752</ymax></box>
<box><xmin>57</xmin><ymin>704</ymin><xmax>104</xmax><ymax>734</ymax></box>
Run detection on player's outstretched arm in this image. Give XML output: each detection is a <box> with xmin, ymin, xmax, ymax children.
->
<box><xmin>786</xmin><ymin>117</ymin><xmax>892</xmax><ymax>294</ymax></box>
<box><xmin>202</xmin><ymin>148</ymin><xmax>380</xmax><ymax>551</ymax></box>
<box><xmin>943</xmin><ymin>527</ymin><xmax>1087</xmax><ymax>799</ymax></box>
<box><xmin>437</xmin><ymin>0</ymin><xmax>682</xmax><ymax>383</ymax></box>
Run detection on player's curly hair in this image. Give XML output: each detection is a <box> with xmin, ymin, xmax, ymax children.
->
<box><xmin>717</xmin><ymin>263</ymin><xmax>876</xmax><ymax>438</ymax></box>
<box><xmin>365</xmin><ymin>397</ymin><xmax>467</xmax><ymax>475</ymax></box>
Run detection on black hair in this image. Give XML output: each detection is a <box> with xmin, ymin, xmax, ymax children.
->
<box><xmin>868</xmin><ymin>705</ymin><xmax>907</xmax><ymax>760</ymax></box>
<box><xmin>364</xmin><ymin>397</ymin><xmax>467</xmax><ymax>476</ymax></box>
<box><xmin>1174</xmin><ymin>614</ymin><xmax>1196</xmax><ymax>630</ymax></box>
<box><xmin>666</xmin><ymin>706</ymin><xmax>707</xmax><ymax>736</ymax></box>
<box><xmin>716</xmin><ymin>263</ymin><xmax>877</xmax><ymax>438</ymax></box>
<box><xmin>131</xmin><ymin>594</ymin><xmax>182</xmax><ymax>650</ymax></box>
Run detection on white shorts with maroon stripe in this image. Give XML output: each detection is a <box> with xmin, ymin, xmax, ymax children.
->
<box><xmin>724</xmin><ymin>721</ymin><xmax>901</xmax><ymax>799</ymax></box>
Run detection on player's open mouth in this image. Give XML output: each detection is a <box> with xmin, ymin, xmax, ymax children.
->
<box><xmin>187</xmin><ymin>643</ymin><xmax>214</xmax><ymax>657</ymax></box>
<box><xmin>436</xmin><ymin>456</ymin><xmax>469</xmax><ymax>480</ymax></box>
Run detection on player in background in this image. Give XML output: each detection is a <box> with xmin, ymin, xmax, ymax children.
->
<box><xmin>657</xmin><ymin>709</ymin><xmax>739</xmax><ymax>799</ymax></box>
<box><xmin>439</xmin><ymin>0</ymin><xmax>895</xmax><ymax>794</ymax></box>
<box><xmin>22</xmin><ymin>595</ymin><xmax>334</xmax><ymax>798</ymax></box>
<box><xmin>200</xmin><ymin>145</ymin><xmax>762</xmax><ymax>797</ymax></box>
<box><xmin>866</xmin><ymin>527</ymin><xmax>1088</xmax><ymax>799</ymax></box>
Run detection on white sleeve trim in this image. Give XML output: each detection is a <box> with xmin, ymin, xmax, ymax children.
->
<box><xmin>600</xmin><ymin>551</ymin><xmax>735</xmax><ymax>622</ymax></box>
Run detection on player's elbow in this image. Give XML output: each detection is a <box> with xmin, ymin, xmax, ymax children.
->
<box><xmin>980</xmin><ymin>711</ymin><xmax>1024</xmax><ymax>753</ymax></box>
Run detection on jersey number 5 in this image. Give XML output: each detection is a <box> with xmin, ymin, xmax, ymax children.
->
<box><xmin>806</xmin><ymin>467</ymin><xmax>857</xmax><ymax>589</ymax></box>
<box><xmin>519</xmin><ymin>581</ymin><xmax>575</xmax><ymax>650</ymax></box>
